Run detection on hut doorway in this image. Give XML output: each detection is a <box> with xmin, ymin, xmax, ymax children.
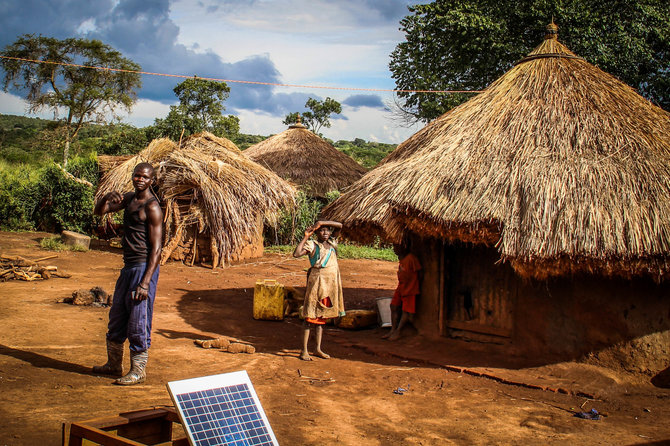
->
<box><xmin>442</xmin><ymin>244</ymin><xmax>517</xmax><ymax>339</ymax></box>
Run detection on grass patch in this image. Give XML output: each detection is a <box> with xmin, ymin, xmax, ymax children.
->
<box><xmin>39</xmin><ymin>236</ymin><xmax>88</xmax><ymax>252</ymax></box>
<box><xmin>265</xmin><ymin>243</ymin><xmax>397</xmax><ymax>262</ymax></box>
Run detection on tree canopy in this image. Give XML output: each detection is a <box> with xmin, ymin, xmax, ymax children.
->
<box><xmin>150</xmin><ymin>77</ymin><xmax>239</xmax><ymax>141</ymax></box>
<box><xmin>0</xmin><ymin>34</ymin><xmax>142</xmax><ymax>164</ymax></box>
<box><xmin>390</xmin><ymin>0</ymin><xmax>670</xmax><ymax>122</ymax></box>
<box><xmin>283</xmin><ymin>97</ymin><xmax>342</xmax><ymax>134</ymax></box>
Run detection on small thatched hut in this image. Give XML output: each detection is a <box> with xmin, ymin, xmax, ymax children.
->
<box><xmin>96</xmin><ymin>132</ymin><xmax>296</xmax><ymax>267</ymax></box>
<box><xmin>244</xmin><ymin>121</ymin><xmax>367</xmax><ymax>197</ymax></box>
<box><xmin>323</xmin><ymin>24</ymin><xmax>670</xmax><ymax>373</ymax></box>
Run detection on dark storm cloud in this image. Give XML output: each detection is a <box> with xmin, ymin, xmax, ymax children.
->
<box><xmin>0</xmin><ymin>0</ymin><xmax>115</xmax><ymax>48</ymax></box>
<box><xmin>1</xmin><ymin>0</ymin><xmax>302</xmax><ymax>116</ymax></box>
<box><xmin>343</xmin><ymin>94</ymin><xmax>386</xmax><ymax>110</ymax></box>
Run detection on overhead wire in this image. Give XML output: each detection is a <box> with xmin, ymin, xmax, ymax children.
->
<box><xmin>0</xmin><ymin>55</ymin><xmax>483</xmax><ymax>94</ymax></box>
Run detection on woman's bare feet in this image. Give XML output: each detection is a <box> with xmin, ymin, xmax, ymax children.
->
<box><xmin>382</xmin><ymin>331</ymin><xmax>394</xmax><ymax>339</ymax></box>
<box><xmin>299</xmin><ymin>351</ymin><xmax>313</xmax><ymax>361</ymax></box>
<box><xmin>315</xmin><ymin>349</ymin><xmax>330</xmax><ymax>359</ymax></box>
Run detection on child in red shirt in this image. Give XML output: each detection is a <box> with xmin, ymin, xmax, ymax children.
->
<box><xmin>383</xmin><ymin>243</ymin><xmax>421</xmax><ymax>341</ymax></box>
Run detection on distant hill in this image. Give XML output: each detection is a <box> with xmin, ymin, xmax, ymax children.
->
<box><xmin>0</xmin><ymin>114</ymin><xmax>396</xmax><ymax>167</ymax></box>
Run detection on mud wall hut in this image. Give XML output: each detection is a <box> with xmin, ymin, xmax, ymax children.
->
<box><xmin>244</xmin><ymin>121</ymin><xmax>367</xmax><ymax>197</ymax></box>
<box><xmin>323</xmin><ymin>24</ymin><xmax>670</xmax><ymax>374</ymax></box>
<box><xmin>96</xmin><ymin>132</ymin><xmax>296</xmax><ymax>267</ymax></box>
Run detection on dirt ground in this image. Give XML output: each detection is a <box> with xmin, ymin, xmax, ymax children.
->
<box><xmin>1</xmin><ymin>231</ymin><xmax>669</xmax><ymax>446</ymax></box>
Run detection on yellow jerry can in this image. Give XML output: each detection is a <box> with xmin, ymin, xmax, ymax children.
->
<box><xmin>253</xmin><ymin>279</ymin><xmax>285</xmax><ymax>320</ymax></box>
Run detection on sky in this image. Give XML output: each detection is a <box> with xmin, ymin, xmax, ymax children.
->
<box><xmin>0</xmin><ymin>0</ymin><xmax>427</xmax><ymax>143</ymax></box>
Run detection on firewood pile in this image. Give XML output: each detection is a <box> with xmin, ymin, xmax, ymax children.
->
<box><xmin>0</xmin><ymin>254</ymin><xmax>71</xmax><ymax>282</ymax></box>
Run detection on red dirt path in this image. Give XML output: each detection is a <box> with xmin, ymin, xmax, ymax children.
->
<box><xmin>0</xmin><ymin>231</ymin><xmax>668</xmax><ymax>445</ymax></box>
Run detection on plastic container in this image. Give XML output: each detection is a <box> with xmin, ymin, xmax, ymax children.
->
<box><xmin>376</xmin><ymin>297</ymin><xmax>393</xmax><ymax>328</ymax></box>
<box><xmin>253</xmin><ymin>279</ymin><xmax>285</xmax><ymax>320</ymax></box>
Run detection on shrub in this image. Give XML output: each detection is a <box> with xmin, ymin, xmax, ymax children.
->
<box><xmin>266</xmin><ymin>191</ymin><xmax>323</xmax><ymax>246</ymax></box>
<box><xmin>34</xmin><ymin>164</ymin><xmax>95</xmax><ymax>233</ymax></box>
<box><xmin>0</xmin><ymin>161</ymin><xmax>41</xmax><ymax>230</ymax></box>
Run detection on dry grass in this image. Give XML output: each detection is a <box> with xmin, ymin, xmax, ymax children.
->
<box><xmin>244</xmin><ymin>123</ymin><xmax>367</xmax><ymax>197</ymax></box>
<box><xmin>96</xmin><ymin>132</ymin><xmax>296</xmax><ymax>266</ymax></box>
<box><xmin>323</xmin><ymin>30</ymin><xmax>670</xmax><ymax>280</ymax></box>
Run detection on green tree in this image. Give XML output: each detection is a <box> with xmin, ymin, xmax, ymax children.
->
<box><xmin>390</xmin><ymin>1</ymin><xmax>670</xmax><ymax>122</ymax></box>
<box><xmin>0</xmin><ymin>34</ymin><xmax>142</xmax><ymax>165</ymax></box>
<box><xmin>283</xmin><ymin>97</ymin><xmax>342</xmax><ymax>134</ymax></box>
<box><xmin>150</xmin><ymin>77</ymin><xmax>240</xmax><ymax>141</ymax></box>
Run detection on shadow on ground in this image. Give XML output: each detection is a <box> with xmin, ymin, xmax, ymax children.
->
<box><xmin>175</xmin><ymin>287</ymin><xmax>552</xmax><ymax>372</ymax></box>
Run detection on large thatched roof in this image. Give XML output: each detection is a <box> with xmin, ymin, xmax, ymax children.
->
<box><xmin>323</xmin><ymin>23</ymin><xmax>670</xmax><ymax>280</ymax></box>
<box><xmin>96</xmin><ymin>132</ymin><xmax>296</xmax><ymax>266</ymax></box>
<box><xmin>244</xmin><ymin>122</ymin><xmax>367</xmax><ymax>197</ymax></box>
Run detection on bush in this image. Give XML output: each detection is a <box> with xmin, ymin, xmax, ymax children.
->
<box><xmin>0</xmin><ymin>161</ymin><xmax>41</xmax><ymax>230</ymax></box>
<box><xmin>66</xmin><ymin>153</ymin><xmax>99</xmax><ymax>187</ymax></box>
<box><xmin>266</xmin><ymin>191</ymin><xmax>323</xmax><ymax>245</ymax></box>
<box><xmin>34</xmin><ymin>164</ymin><xmax>95</xmax><ymax>233</ymax></box>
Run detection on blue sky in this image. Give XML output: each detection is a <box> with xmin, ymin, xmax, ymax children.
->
<box><xmin>0</xmin><ymin>0</ymin><xmax>426</xmax><ymax>143</ymax></box>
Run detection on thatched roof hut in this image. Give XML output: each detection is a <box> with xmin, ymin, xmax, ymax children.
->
<box><xmin>324</xmin><ymin>22</ymin><xmax>670</xmax><ymax>281</ymax></box>
<box><xmin>244</xmin><ymin>121</ymin><xmax>368</xmax><ymax>197</ymax></box>
<box><xmin>96</xmin><ymin>132</ymin><xmax>296</xmax><ymax>267</ymax></box>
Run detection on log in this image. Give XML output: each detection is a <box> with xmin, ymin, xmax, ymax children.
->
<box><xmin>61</xmin><ymin>230</ymin><xmax>91</xmax><ymax>250</ymax></box>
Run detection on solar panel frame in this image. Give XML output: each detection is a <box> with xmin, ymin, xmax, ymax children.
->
<box><xmin>167</xmin><ymin>370</ymin><xmax>279</xmax><ymax>446</ymax></box>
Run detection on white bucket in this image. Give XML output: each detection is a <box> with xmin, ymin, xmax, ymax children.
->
<box><xmin>376</xmin><ymin>297</ymin><xmax>393</xmax><ymax>328</ymax></box>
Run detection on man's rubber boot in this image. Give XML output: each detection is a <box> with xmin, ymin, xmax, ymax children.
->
<box><xmin>92</xmin><ymin>339</ymin><xmax>124</xmax><ymax>377</ymax></box>
<box><xmin>114</xmin><ymin>350</ymin><xmax>148</xmax><ymax>385</ymax></box>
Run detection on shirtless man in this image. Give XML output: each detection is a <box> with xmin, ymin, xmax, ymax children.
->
<box><xmin>92</xmin><ymin>162</ymin><xmax>162</xmax><ymax>385</ymax></box>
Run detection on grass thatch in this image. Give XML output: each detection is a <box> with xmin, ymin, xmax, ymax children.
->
<box><xmin>96</xmin><ymin>138</ymin><xmax>177</xmax><ymax>198</ymax></box>
<box><xmin>323</xmin><ymin>25</ymin><xmax>670</xmax><ymax>280</ymax></box>
<box><xmin>244</xmin><ymin>123</ymin><xmax>367</xmax><ymax>197</ymax></box>
<box><xmin>96</xmin><ymin>132</ymin><xmax>296</xmax><ymax>267</ymax></box>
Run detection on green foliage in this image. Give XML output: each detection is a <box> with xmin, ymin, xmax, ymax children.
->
<box><xmin>283</xmin><ymin>97</ymin><xmax>342</xmax><ymax>134</ymax></box>
<box><xmin>1</xmin><ymin>35</ymin><xmax>142</xmax><ymax>164</ymax></box>
<box><xmin>267</xmin><ymin>191</ymin><xmax>323</xmax><ymax>246</ymax></box>
<box><xmin>92</xmin><ymin>123</ymin><xmax>149</xmax><ymax>156</ymax></box>
<box><xmin>334</xmin><ymin>139</ymin><xmax>396</xmax><ymax>168</ymax></box>
<box><xmin>390</xmin><ymin>0</ymin><xmax>670</xmax><ymax>122</ymax></box>
<box><xmin>66</xmin><ymin>153</ymin><xmax>100</xmax><ymax>187</ymax></box>
<box><xmin>266</xmin><ymin>190</ymin><xmax>346</xmax><ymax>246</ymax></box>
<box><xmin>149</xmin><ymin>78</ymin><xmax>240</xmax><ymax>141</ymax></box>
<box><xmin>235</xmin><ymin>133</ymin><xmax>269</xmax><ymax>150</ymax></box>
<box><xmin>265</xmin><ymin>243</ymin><xmax>397</xmax><ymax>261</ymax></box>
<box><xmin>336</xmin><ymin>243</ymin><xmax>397</xmax><ymax>261</ymax></box>
<box><xmin>0</xmin><ymin>161</ymin><xmax>41</xmax><ymax>230</ymax></box>
<box><xmin>34</xmin><ymin>164</ymin><xmax>94</xmax><ymax>233</ymax></box>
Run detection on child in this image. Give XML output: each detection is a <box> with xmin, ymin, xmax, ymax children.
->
<box><xmin>293</xmin><ymin>220</ymin><xmax>345</xmax><ymax>361</ymax></box>
<box><xmin>383</xmin><ymin>243</ymin><xmax>421</xmax><ymax>341</ymax></box>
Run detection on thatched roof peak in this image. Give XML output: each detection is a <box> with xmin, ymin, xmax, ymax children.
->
<box><xmin>244</xmin><ymin>123</ymin><xmax>367</xmax><ymax>197</ymax></box>
<box><xmin>288</xmin><ymin>114</ymin><xmax>306</xmax><ymax>129</ymax></box>
<box><xmin>545</xmin><ymin>21</ymin><xmax>558</xmax><ymax>39</ymax></box>
<box><xmin>324</xmin><ymin>28</ymin><xmax>670</xmax><ymax>280</ymax></box>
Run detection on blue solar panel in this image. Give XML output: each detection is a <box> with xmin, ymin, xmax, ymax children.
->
<box><xmin>167</xmin><ymin>371</ymin><xmax>279</xmax><ymax>446</ymax></box>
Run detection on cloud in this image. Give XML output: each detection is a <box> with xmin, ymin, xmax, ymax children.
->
<box><xmin>0</xmin><ymin>0</ymin><xmax>424</xmax><ymax>141</ymax></box>
<box><xmin>342</xmin><ymin>94</ymin><xmax>386</xmax><ymax>110</ymax></box>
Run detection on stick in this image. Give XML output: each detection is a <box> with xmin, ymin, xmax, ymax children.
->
<box><xmin>33</xmin><ymin>255</ymin><xmax>58</xmax><ymax>263</ymax></box>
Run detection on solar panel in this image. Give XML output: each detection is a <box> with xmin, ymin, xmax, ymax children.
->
<box><xmin>167</xmin><ymin>370</ymin><xmax>279</xmax><ymax>446</ymax></box>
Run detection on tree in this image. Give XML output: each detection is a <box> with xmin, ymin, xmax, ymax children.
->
<box><xmin>149</xmin><ymin>77</ymin><xmax>239</xmax><ymax>141</ymax></box>
<box><xmin>1</xmin><ymin>34</ymin><xmax>142</xmax><ymax>165</ymax></box>
<box><xmin>283</xmin><ymin>97</ymin><xmax>342</xmax><ymax>134</ymax></box>
<box><xmin>390</xmin><ymin>1</ymin><xmax>670</xmax><ymax>123</ymax></box>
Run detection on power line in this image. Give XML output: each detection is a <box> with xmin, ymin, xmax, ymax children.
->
<box><xmin>0</xmin><ymin>55</ymin><xmax>483</xmax><ymax>94</ymax></box>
